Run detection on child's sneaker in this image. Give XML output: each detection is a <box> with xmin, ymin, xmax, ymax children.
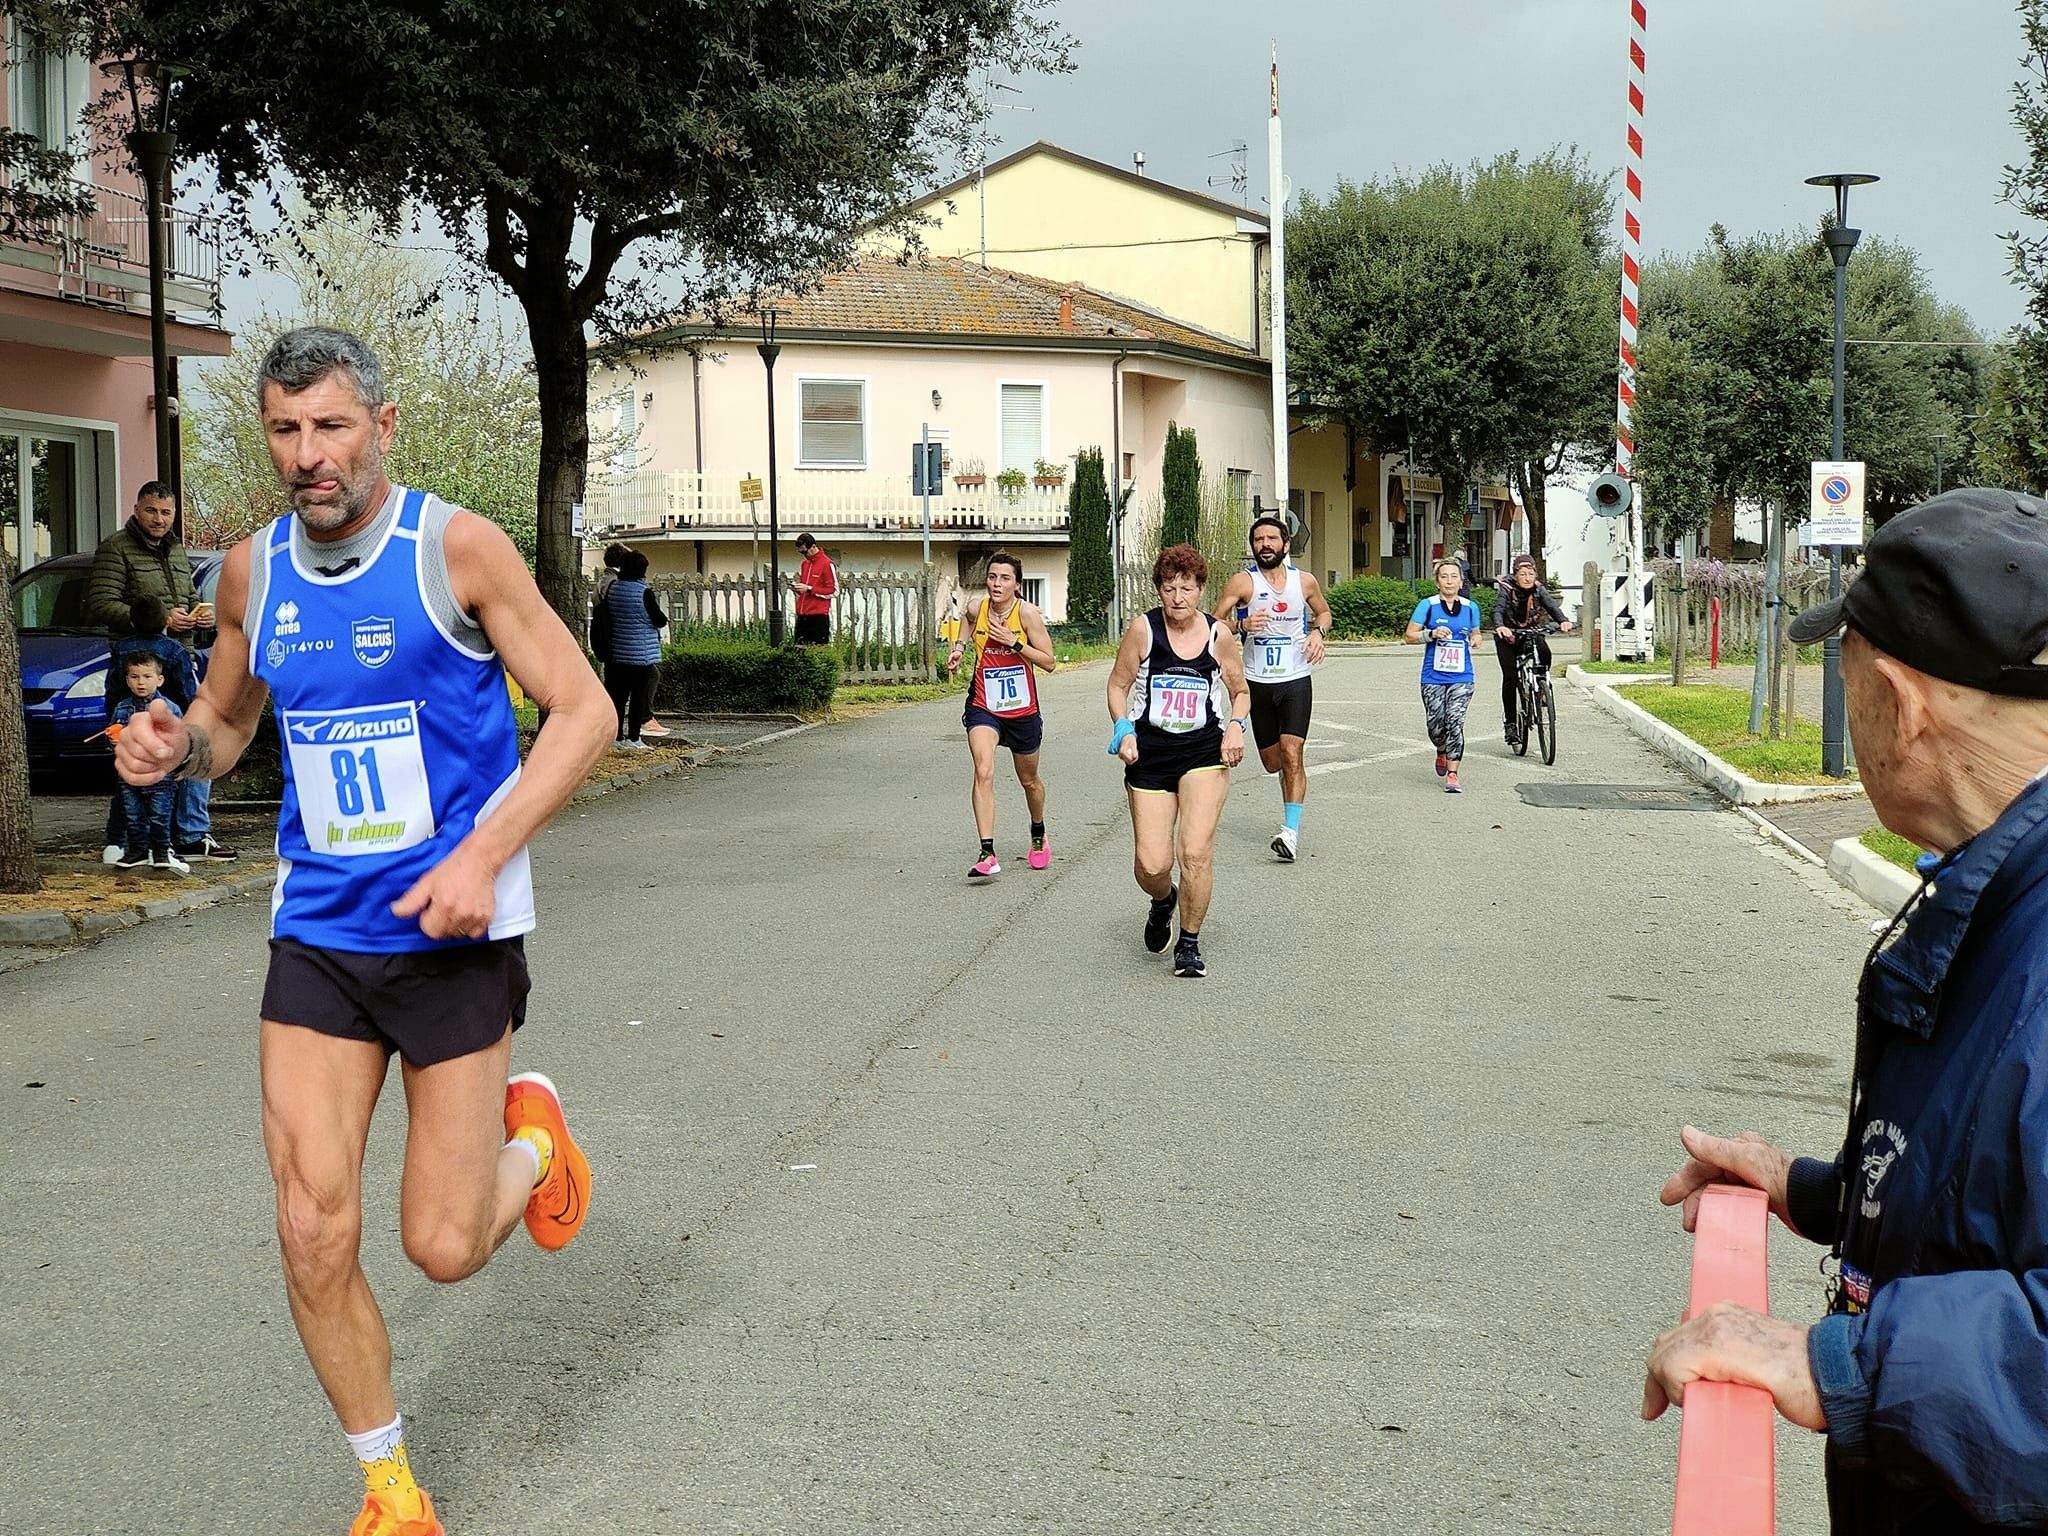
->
<box><xmin>155</xmin><ymin>849</ymin><xmax>192</xmax><ymax>874</ymax></box>
<box><xmin>115</xmin><ymin>847</ymin><xmax>151</xmax><ymax>869</ymax></box>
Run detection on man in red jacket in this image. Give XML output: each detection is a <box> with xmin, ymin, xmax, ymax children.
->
<box><xmin>792</xmin><ymin>533</ymin><xmax>837</xmax><ymax>644</ymax></box>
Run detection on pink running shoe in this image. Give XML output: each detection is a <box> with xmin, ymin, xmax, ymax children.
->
<box><xmin>1444</xmin><ymin>770</ymin><xmax>1462</xmax><ymax>794</ymax></box>
<box><xmin>970</xmin><ymin>853</ymin><xmax>1002</xmax><ymax>878</ymax></box>
<box><xmin>1028</xmin><ymin>836</ymin><xmax>1051</xmax><ymax>871</ymax></box>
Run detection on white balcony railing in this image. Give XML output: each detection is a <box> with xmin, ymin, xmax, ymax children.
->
<box><xmin>0</xmin><ymin>173</ymin><xmax>224</xmax><ymax>324</ymax></box>
<box><xmin>586</xmin><ymin>469</ymin><xmax>1073</xmax><ymax>540</ymax></box>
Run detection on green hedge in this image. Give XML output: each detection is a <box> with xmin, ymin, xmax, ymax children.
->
<box><xmin>1326</xmin><ymin>576</ymin><xmax>1495</xmax><ymax>638</ymax></box>
<box><xmin>654</xmin><ymin>638</ymin><xmax>841</xmax><ymax>713</ymax></box>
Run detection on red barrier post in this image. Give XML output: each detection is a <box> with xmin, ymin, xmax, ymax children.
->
<box><xmin>1671</xmin><ymin>1184</ymin><xmax>1774</xmax><ymax>1536</ymax></box>
<box><xmin>1710</xmin><ymin>596</ymin><xmax>1722</xmax><ymax>669</ymax></box>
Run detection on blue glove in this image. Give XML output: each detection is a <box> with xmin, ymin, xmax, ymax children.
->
<box><xmin>1106</xmin><ymin>718</ymin><xmax>1136</xmax><ymax>755</ymax></box>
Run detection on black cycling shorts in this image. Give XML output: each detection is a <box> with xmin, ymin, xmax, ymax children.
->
<box><xmin>262</xmin><ymin>936</ymin><xmax>530</xmax><ymax>1068</ymax></box>
<box><xmin>1248</xmin><ymin>677</ymin><xmax>1313</xmax><ymax>750</ymax></box>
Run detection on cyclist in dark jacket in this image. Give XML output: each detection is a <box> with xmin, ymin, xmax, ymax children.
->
<box><xmin>1645</xmin><ymin>489</ymin><xmax>2048</xmax><ymax>1532</ymax></box>
<box><xmin>1492</xmin><ymin>555</ymin><xmax>1572</xmax><ymax>741</ymax></box>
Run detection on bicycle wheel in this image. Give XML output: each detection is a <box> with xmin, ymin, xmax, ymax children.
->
<box><xmin>1536</xmin><ymin>675</ymin><xmax>1557</xmax><ymax>765</ymax></box>
<box><xmin>1513</xmin><ymin>669</ymin><xmax>1534</xmax><ymax>757</ymax></box>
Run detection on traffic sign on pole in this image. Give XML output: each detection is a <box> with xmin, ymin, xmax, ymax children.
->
<box><xmin>1808</xmin><ymin>460</ymin><xmax>1865</xmax><ymax>545</ymax></box>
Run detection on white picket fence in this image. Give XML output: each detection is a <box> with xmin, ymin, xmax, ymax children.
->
<box><xmin>651</xmin><ymin>567</ymin><xmax>940</xmax><ymax>685</ymax></box>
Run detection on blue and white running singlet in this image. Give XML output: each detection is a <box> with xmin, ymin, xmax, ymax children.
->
<box><xmin>249</xmin><ymin>488</ymin><xmax>534</xmax><ymax>952</ymax></box>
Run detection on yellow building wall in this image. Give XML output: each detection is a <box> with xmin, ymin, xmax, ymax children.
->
<box><xmin>906</xmin><ymin>154</ymin><xmax>1265</xmax><ymax>349</ymax></box>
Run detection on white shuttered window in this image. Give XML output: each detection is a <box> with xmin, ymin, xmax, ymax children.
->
<box><xmin>799</xmin><ymin>378</ymin><xmax>866</xmax><ymax>467</ymax></box>
<box><xmin>999</xmin><ymin>383</ymin><xmax>1045</xmax><ymax>473</ymax></box>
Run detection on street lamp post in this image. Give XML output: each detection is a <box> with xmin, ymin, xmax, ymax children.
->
<box><xmin>1806</xmin><ymin>171</ymin><xmax>1878</xmax><ymax>781</ymax></box>
<box><xmin>107</xmin><ymin>60</ymin><xmax>185</xmax><ymax>519</ymax></box>
<box><xmin>757</xmin><ymin>311</ymin><xmax>785</xmax><ymax>647</ymax></box>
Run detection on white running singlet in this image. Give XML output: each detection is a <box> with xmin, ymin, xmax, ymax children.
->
<box><xmin>1241</xmin><ymin>564</ymin><xmax>1311</xmax><ymax>683</ymax></box>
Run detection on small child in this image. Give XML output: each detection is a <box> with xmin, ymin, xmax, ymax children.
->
<box><xmin>100</xmin><ymin>595</ymin><xmax>199</xmax><ymax>863</ymax></box>
<box><xmin>112</xmin><ymin>653</ymin><xmax>189</xmax><ymax>872</ymax></box>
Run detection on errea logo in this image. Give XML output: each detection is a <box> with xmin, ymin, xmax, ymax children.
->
<box><xmin>274</xmin><ymin>600</ymin><xmax>302</xmax><ymax>637</ymax></box>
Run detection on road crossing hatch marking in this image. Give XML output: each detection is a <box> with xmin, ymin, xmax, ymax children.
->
<box><xmin>1515</xmin><ymin>783</ymin><xmax>1722</xmax><ymax>811</ymax></box>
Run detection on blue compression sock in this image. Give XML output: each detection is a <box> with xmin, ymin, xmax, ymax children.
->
<box><xmin>1283</xmin><ymin>802</ymin><xmax>1304</xmax><ymax>832</ymax></box>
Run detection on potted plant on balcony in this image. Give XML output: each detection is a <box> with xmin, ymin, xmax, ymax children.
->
<box><xmin>952</xmin><ymin>456</ymin><xmax>986</xmax><ymax>489</ymax></box>
<box><xmin>1032</xmin><ymin>457</ymin><xmax>1067</xmax><ymax>490</ymax></box>
<box><xmin>996</xmin><ymin>466</ymin><xmax>1028</xmax><ymax>503</ymax></box>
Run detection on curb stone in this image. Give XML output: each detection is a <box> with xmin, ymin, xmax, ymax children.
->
<box><xmin>1827</xmin><ymin>836</ymin><xmax>1920</xmax><ymax>916</ymax></box>
<box><xmin>0</xmin><ymin>910</ymin><xmax>75</xmax><ymax>944</ymax></box>
<box><xmin>1567</xmin><ymin>667</ymin><xmax>1866</xmax><ymax>807</ymax></box>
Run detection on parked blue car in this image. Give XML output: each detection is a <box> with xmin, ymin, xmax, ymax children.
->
<box><xmin>11</xmin><ymin>551</ymin><xmax>224</xmax><ymax>783</ymax></box>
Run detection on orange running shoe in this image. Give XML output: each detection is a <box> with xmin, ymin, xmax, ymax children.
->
<box><xmin>504</xmin><ymin>1071</ymin><xmax>590</xmax><ymax>1250</ymax></box>
<box><xmin>349</xmin><ymin>1485</ymin><xmax>444</xmax><ymax>1536</ymax></box>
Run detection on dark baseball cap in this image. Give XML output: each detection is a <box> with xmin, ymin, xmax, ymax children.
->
<box><xmin>1788</xmin><ymin>487</ymin><xmax>2048</xmax><ymax>698</ymax></box>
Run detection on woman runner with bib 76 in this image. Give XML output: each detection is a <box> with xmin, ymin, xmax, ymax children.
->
<box><xmin>1105</xmin><ymin>543</ymin><xmax>1250</xmax><ymax>979</ymax></box>
<box><xmin>947</xmin><ymin>551</ymin><xmax>1057</xmax><ymax>877</ymax></box>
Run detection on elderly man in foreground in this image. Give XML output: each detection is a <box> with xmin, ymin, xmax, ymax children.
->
<box><xmin>1643</xmin><ymin>487</ymin><xmax>2048</xmax><ymax>1532</ymax></box>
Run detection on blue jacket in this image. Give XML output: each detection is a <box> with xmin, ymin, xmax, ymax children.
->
<box><xmin>1790</xmin><ymin>770</ymin><xmax>2048</xmax><ymax>1531</ymax></box>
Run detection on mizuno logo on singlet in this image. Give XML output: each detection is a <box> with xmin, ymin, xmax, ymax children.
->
<box><xmin>285</xmin><ymin>707</ymin><xmax>420</xmax><ymax>746</ymax></box>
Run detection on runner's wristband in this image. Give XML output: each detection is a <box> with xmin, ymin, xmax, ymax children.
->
<box><xmin>1107</xmin><ymin>718</ymin><xmax>1136</xmax><ymax>754</ymax></box>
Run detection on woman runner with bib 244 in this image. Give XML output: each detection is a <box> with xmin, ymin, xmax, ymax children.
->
<box><xmin>1405</xmin><ymin>557</ymin><xmax>1483</xmax><ymax>793</ymax></box>
<box><xmin>947</xmin><ymin>552</ymin><xmax>1057</xmax><ymax>878</ymax></box>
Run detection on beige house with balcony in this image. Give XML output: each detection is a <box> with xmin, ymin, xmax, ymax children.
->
<box><xmin>590</xmin><ymin>251</ymin><xmax>1273</xmax><ymax>621</ymax></box>
<box><xmin>1</xmin><ymin>13</ymin><xmax>230</xmax><ymax>569</ymax></box>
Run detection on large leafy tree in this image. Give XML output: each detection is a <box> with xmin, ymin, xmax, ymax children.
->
<box><xmin>94</xmin><ymin>0</ymin><xmax>1067</xmax><ymax>624</ymax></box>
<box><xmin>1288</xmin><ymin>150</ymin><xmax>1614</xmax><ymax>564</ymax></box>
<box><xmin>183</xmin><ymin>205</ymin><xmax>545</xmax><ymax>560</ymax></box>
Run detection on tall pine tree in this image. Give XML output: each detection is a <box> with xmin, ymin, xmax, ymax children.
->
<box><xmin>1066</xmin><ymin>448</ymin><xmax>1113</xmax><ymax>636</ymax></box>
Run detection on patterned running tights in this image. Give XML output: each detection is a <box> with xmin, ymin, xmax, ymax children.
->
<box><xmin>1421</xmin><ymin>682</ymin><xmax>1475</xmax><ymax>763</ymax></box>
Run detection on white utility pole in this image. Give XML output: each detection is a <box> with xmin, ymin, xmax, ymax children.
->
<box><xmin>1267</xmin><ymin>43</ymin><xmax>1290</xmax><ymax>525</ymax></box>
<box><xmin>977</xmin><ymin>75</ymin><xmax>1032</xmax><ymax>267</ymax></box>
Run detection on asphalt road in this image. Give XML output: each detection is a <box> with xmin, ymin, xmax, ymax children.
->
<box><xmin>0</xmin><ymin>652</ymin><xmax>1881</xmax><ymax>1535</ymax></box>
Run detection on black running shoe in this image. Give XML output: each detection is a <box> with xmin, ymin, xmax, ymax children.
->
<box><xmin>1172</xmin><ymin>934</ymin><xmax>1207</xmax><ymax>979</ymax></box>
<box><xmin>1143</xmin><ymin>886</ymin><xmax>1177</xmax><ymax>953</ymax></box>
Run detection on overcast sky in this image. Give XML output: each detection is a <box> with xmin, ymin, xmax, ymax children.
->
<box><xmin>985</xmin><ymin>0</ymin><xmax>2033</xmax><ymax>335</ymax></box>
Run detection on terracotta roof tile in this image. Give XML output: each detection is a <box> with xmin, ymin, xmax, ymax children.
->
<box><xmin>663</xmin><ymin>254</ymin><xmax>1263</xmax><ymax>368</ymax></box>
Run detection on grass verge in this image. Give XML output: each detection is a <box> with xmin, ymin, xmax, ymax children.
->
<box><xmin>1860</xmin><ymin>828</ymin><xmax>1922</xmax><ymax>873</ymax></box>
<box><xmin>1615</xmin><ymin>683</ymin><xmax>1848</xmax><ymax>785</ymax></box>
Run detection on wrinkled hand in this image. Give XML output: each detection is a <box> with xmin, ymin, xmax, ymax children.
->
<box><xmin>1643</xmin><ymin>1302</ymin><xmax>1824</xmax><ymax>1431</ymax></box>
<box><xmin>390</xmin><ymin>849</ymin><xmax>499</xmax><ymax>941</ymax></box>
<box><xmin>1117</xmin><ymin>734</ymin><xmax>1141</xmax><ymax>765</ymax></box>
<box><xmin>1661</xmin><ymin>1124</ymin><xmax>1795</xmax><ymax>1232</ymax></box>
<box><xmin>1222</xmin><ymin>722</ymin><xmax>1245</xmax><ymax>768</ymax></box>
<box><xmin>114</xmin><ymin>697</ymin><xmax>187</xmax><ymax>786</ymax></box>
<box><xmin>1305</xmin><ymin>630</ymin><xmax>1327</xmax><ymax>665</ymax></box>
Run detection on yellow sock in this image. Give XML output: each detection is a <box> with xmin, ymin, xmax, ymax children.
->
<box><xmin>511</xmin><ymin>1125</ymin><xmax>554</xmax><ymax>1188</ymax></box>
<box><xmin>362</xmin><ymin>1439</ymin><xmax>422</xmax><ymax>1503</ymax></box>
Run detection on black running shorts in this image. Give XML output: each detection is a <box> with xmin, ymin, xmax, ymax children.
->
<box><xmin>963</xmin><ymin>703</ymin><xmax>1044</xmax><ymax>756</ymax></box>
<box><xmin>1124</xmin><ymin>732</ymin><xmax>1226</xmax><ymax>793</ymax></box>
<box><xmin>262</xmin><ymin>936</ymin><xmax>530</xmax><ymax>1068</ymax></box>
<box><xmin>1248</xmin><ymin>676</ymin><xmax>1313</xmax><ymax>751</ymax></box>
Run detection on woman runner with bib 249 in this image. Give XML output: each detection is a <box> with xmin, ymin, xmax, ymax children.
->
<box><xmin>947</xmin><ymin>552</ymin><xmax>1057</xmax><ymax>878</ymax></box>
<box><xmin>1105</xmin><ymin>543</ymin><xmax>1251</xmax><ymax>979</ymax></box>
<box><xmin>1406</xmin><ymin>557</ymin><xmax>1483</xmax><ymax>793</ymax></box>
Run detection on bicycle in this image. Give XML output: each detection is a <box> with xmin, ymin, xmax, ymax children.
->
<box><xmin>1508</xmin><ymin>623</ymin><xmax>1559</xmax><ymax>765</ymax></box>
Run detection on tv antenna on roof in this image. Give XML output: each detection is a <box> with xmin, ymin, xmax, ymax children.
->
<box><xmin>1208</xmin><ymin>141</ymin><xmax>1249</xmax><ymax>196</ymax></box>
<box><xmin>976</xmin><ymin>73</ymin><xmax>1034</xmax><ymax>266</ymax></box>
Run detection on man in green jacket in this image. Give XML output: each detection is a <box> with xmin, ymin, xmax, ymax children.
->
<box><xmin>85</xmin><ymin>482</ymin><xmax>235</xmax><ymax>861</ymax></box>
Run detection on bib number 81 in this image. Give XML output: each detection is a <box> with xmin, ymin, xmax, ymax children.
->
<box><xmin>331</xmin><ymin>748</ymin><xmax>388</xmax><ymax>818</ymax></box>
